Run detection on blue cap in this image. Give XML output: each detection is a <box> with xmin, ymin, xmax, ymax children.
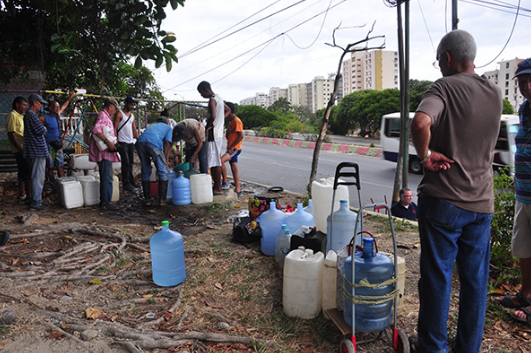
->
<box><xmin>515</xmin><ymin>58</ymin><xmax>531</xmax><ymax>78</ymax></box>
<box><xmin>125</xmin><ymin>96</ymin><xmax>137</xmax><ymax>104</ymax></box>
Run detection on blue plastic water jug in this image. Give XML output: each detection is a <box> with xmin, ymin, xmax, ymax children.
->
<box><xmin>327</xmin><ymin>200</ymin><xmax>361</xmax><ymax>251</ymax></box>
<box><xmin>172</xmin><ymin>172</ymin><xmax>191</xmax><ymax>206</ymax></box>
<box><xmin>150</xmin><ymin>221</ymin><xmax>186</xmax><ymax>287</ymax></box>
<box><xmin>286</xmin><ymin>203</ymin><xmax>314</xmax><ymax>233</ymax></box>
<box><xmin>259</xmin><ymin>201</ymin><xmax>286</xmax><ymax>256</ymax></box>
<box><xmin>167</xmin><ymin>171</ymin><xmax>177</xmax><ymax>200</ymax></box>
<box><xmin>343</xmin><ymin>237</ymin><xmax>394</xmax><ymax>332</ymax></box>
<box><xmin>303</xmin><ymin>199</ymin><xmax>313</xmax><ymax>216</ymax></box>
<box><xmin>275</xmin><ymin>224</ymin><xmax>291</xmax><ymax>267</ymax></box>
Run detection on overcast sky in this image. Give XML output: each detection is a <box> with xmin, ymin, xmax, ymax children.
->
<box><xmin>149</xmin><ymin>0</ymin><xmax>531</xmax><ymax>104</ymax></box>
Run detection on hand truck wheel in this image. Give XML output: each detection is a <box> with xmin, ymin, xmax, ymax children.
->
<box><xmin>394</xmin><ymin>329</ymin><xmax>410</xmax><ymax>353</ymax></box>
<box><xmin>339</xmin><ymin>338</ymin><xmax>355</xmax><ymax>353</ymax></box>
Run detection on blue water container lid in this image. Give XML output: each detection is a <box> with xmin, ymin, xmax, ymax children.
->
<box><xmin>363</xmin><ymin>237</ymin><xmax>374</xmax><ymax>243</ymax></box>
<box><xmin>162</xmin><ymin>221</ymin><xmax>169</xmax><ymax>226</ymax></box>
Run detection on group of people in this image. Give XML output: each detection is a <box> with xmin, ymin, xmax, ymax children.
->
<box><xmin>87</xmin><ymin>81</ymin><xmax>243</xmax><ymax>209</ymax></box>
<box><xmin>6</xmin><ymin>92</ymin><xmax>75</xmax><ymax>210</ymax></box>
<box><xmin>406</xmin><ymin>30</ymin><xmax>531</xmax><ymax>353</ymax></box>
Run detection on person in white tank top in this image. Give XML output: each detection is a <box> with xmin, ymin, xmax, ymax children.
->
<box><xmin>113</xmin><ymin>96</ymin><xmax>140</xmax><ymax>191</ymax></box>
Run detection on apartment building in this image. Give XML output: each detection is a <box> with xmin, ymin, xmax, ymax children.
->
<box><xmin>484</xmin><ymin>57</ymin><xmax>525</xmax><ymax>111</ymax></box>
<box><xmin>342</xmin><ymin>49</ymin><xmax>399</xmax><ymax>96</ymax></box>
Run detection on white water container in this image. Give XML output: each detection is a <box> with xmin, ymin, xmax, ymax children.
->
<box><xmin>112</xmin><ymin>175</ymin><xmax>119</xmax><ymax>202</ymax></box>
<box><xmin>81</xmin><ymin>180</ymin><xmax>100</xmax><ymax>206</ymax></box>
<box><xmin>311</xmin><ymin>178</ymin><xmax>349</xmax><ymax>233</ymax></box>
<box><xmin>322</xmin><ymin>250</ymin><xmax>338</xmax><ymax>319</ymax></box>
<box><xmin>112</xmin><ymin>161</ymin><xmax>121</xmax><ymax>170</ymax></box>
<box><xmin>190</xmin><ymin>174</ymin><xmax>213</xmax><ymax>204</ymax></box>
<box><xmin>150</xmin><ymin>163</ymin><xmax>157</xmax><ymax>181</ymax></box>
<box><xmin>60</xmin><ymin>181</ymin><xmax>84</xmax><ymax>209</ymax></box>
<box><xmin>85</xmin><ymin>169</ymin><xmax>97</xmax><ymax>177</ymax></box>
<box><xmin>75</xmin><ymin>175</ymin><xmax>96</xmax><ymax>182</ymax></box>
<box><xmin>56</xmin><ymin>177</ymin><xmax>76</xmax><ymax>207</ymax></box>
<box><xmin>283</xmin><ymin>248</ymin><xmax>324</xmax><ymax>319</ymax></box>
<box><xmin>70</xmin><ymin>153</ymin><xmax>97</xmax><ymax>170</ymax></box>
<box><xmin>381</xmin><ymin>252</ymin><xmax>406</xmax><ymax>310</ymax></box>
<box><xmin>70</xmin><ymin>170</ymin><xmax>85</xmax><ymax>177</ymax></box>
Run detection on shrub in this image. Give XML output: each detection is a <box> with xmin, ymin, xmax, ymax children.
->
<box><xmin>490</xmin><ymin>166</ymin><xmax>516</xmax><ymax>267</ymax></box>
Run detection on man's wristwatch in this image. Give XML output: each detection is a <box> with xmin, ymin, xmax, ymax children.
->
<box><xmin>104</xmin><ymin>139</ymin><xmax>109</xmax><ymax>144</ymax></box>
<box><xmin>420</xmin><ymin>149</ymin><xmax>432</xmax><ymax>164</ymax></box>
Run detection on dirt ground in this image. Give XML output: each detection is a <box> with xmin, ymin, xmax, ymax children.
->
<box><xmin>0</xmin><ymin>169</ymin><xmax>530</xmax><ymax>353</ymax></box>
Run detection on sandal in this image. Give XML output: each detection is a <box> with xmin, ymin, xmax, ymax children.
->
<box><xmin>498</xmin><ymin>292</ymin><xmax>531</xmax><ymax>309</ymax></box>
<box><xmin>511</xmin><ymin>306</ymin><xmax>531</xmax><ymax>323</ymax></box>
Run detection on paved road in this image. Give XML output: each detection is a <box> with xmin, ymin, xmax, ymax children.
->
<box><xmin>244</xmin><ymin>130</ymin><xmax>380</xmax><ymax>147</ymax></box>
<box><xmin>236</xmin><ymin>140</ymin><xmax>422</xmax><ymax>207</ymax></box>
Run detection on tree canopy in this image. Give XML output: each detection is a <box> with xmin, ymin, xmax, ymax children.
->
<box><xmin>267</xmin><ymin>97</ymin><xmax>291</xmax><ymax>113</ymax></box>
<box><xmin>236</xmin><ymin>105</ymin><xmax>277</xmax><ymax>129</ymax></box>
<box><xmin>0</xmin><ymin>0</ymin><xmax>183</xmax><ymax>94</ymax></box>
<box><xmin>502</xmin><ymin>99</ymin><xmax>515</xmax><ymax>114</ymax></box>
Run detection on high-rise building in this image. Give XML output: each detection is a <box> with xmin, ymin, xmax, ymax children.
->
<box><xmin>342</xmin><ymin>49</ymin><xmax>399</xmax><ymax>96</ymax></box>
<box><xmin>310</xmin><ymin>75</ymin><xmax>335</xmax><ymax>113</ymax></box>
<box><xmin>484</xmin><ymin>58</ymin><xmax>525</xmax><ymax>111</ymax></box>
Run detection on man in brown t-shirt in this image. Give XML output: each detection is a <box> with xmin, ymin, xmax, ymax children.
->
<box><xmin>410</xmin><ymin>30</ymin><xmax>502</xmax><ymax>353</ymax></box>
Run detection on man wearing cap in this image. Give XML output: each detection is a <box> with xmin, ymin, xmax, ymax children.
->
<box><xmin>496</xmin><ymin>58</ymin><xmax>531</xmax><ymax>324</ymax></box>
<box><xmin>114</xmin><ymin>96</ymin><xmax>140</xmax><ymax>191</ymax></box>
<box><xmin>6</xmin><ymin>96</ymin><xmax>31</xmax><ymax>202</ymax></box>
<box><xmin>40</xmin><ymin>92</ymin><xmax>76</xmax><ymax>183</ymax></box>
<box><xmin>172</xmin><ymin>118</ymin><xmax>206</xmax><ymax>173</ymax></box>
<box><xmin>410</xmin><ymin>30</ymin><xmax>502</xmax><ymax>352</ymax></box>
<box><xmin>24</xmin><ymin>94</ymin><xmax>50</xmax><ymax>210</ymax></box>
<box><xmin>197</xmin><ymin>81</ymin><xmax>230</xmax><ymax>195</ymax></box>
<box><xmin>89</xmin><ymin>98</ymin><xmax>121</xmax><ymax>210</ymax></box>
<box><xmin>136</xmin><ymin>114</ymin><xmax>173</xmax><ymax>206</ymax></box>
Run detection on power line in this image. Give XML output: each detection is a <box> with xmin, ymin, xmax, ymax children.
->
<box><xmin>163</xmin><ymin>1</ymin><xmax>346</xmax><ymax>92</ymax></box>
<box><xmin>461</xmin><ymin>0</ymin><xmax>531</xmax><ymax>17</ymax></box>
<box><xmin>179</xmin><ymin>0</ymin><xmax>309</xmax><ymax>59</ymax></box>
<box><xmin>416</xmin><ymin>0</ymin><xmax>436</xmax><ymax>53</ymax></box>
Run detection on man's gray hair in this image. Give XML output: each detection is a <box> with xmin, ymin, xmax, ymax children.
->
<box><xmin>436</xmin><ymin>29</ymin><xmax>476</xmax><ymax>67</ymax></box>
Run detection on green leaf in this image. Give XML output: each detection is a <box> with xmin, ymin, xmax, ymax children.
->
<box><xmin>161</xmin><ymin>36</ymin><xmax>176</xmax><ymax>43</ymax></box>
<box><xmin>165</xmin><ymin>58</ymin><xmax>172</xmax><ymax>72</ymax></box>
<box><xmin>170</xmin><ymin>0</ymin><xmax>179</xmax><ymax>10</ymax></box>
<box><xmin>51</xmin><ymin>43</ymin><xmax>63</xmax><ymax>53</ymax></box>
<box><xmin>135</xmin><ymin>56</ymin><xmax>143</xmax><ymax>69</ymax></box>
<box><xmin>51</xmin><ymin>33</ymin><xmax>61</xmax><ymax>42</ymax></box>
<box><xmin>155</xmin><ymin>56</ymin><xmax>163</xmax><ymax>68</ymax></box>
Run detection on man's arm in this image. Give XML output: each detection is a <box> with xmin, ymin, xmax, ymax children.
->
<box><xmin>206</xmin><ymin>98</ymin><xmax>216</xmax><ymax>129</ymax></box>
<box><xmin>7</xmin><ymin>132</ymin><xmax>22</xmax><ymax>153</ymax></box>
<box><xmin>411</xmin><ymin>112</ymin><xmax>453</xmax><ymax>172</ymax></box>
<box><xmin>191</xmin><ymin>128</ymin><xmax>203</xmax><ymax>160</ymax></box>
<box><xmin>224</xmin><ymin>103</ymin><xmax>231</xmax><ymax>118</ymax></box>
<box><xmin>131</xmin><ymin>120</ymin><xmax>139</xmax><ymax>139</ymax></box>
<box><xmin>163</xmin><ymin>140</ymin><xmax>172</xmax><ymax>167</ymax></box>
<box><xmin>113</xmin><ymin>111</ymin><xmax>123</xmax><ymax>136</ymax></box>
<box><xmin>58</xmin><ymin>92</ymin><xmax>76</xmax><ymax>115</ymax></box>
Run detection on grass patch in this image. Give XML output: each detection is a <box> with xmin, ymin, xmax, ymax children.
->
<box><xmin>203</xmin><ymin>201</ymin><xmax>232</xmax><ymax>213</ymax></box>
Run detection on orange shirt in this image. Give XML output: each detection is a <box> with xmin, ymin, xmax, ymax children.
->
<box><xmin>226</xmin><ymin>116</ymin><xmax>243</xmax><ymax>151</ymax></box>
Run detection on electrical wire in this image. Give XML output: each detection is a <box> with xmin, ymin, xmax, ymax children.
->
<box><xmin>163</xmin><ymin>0</ymin><xmax>346</xmax><ymax>91</ymax></box>
<box><xmin>461</xmin><ymin>0</ymin><xmax>531</xmax><ymax>17</ymax></box>
<box><xmin>417</xmin><ymin>0</ymin><xmax>436</xmax><ymax>52</ymax></box>
<box><xmin>179</xmin><ymin>0</ymin><xmax>309</xmax><ymax>59</ymax></box>
<box><xmin>475</xmin><ymin>0</ymin><xmax>521</xmax><ymax>68</ymax></box>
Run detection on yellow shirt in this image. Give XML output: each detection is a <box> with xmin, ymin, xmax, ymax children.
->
<box><xmin>6</xmin><ymin>110</ymin><xmax>24</xmax><ymax>153</ymax></box>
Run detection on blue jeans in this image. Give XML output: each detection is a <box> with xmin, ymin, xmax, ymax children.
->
<box><xmin>136</xmin><ymin>142</ymin><xmax>168</xmax><ymax>181</ymax></box>
<box><xmin>185</xmin><ymin>143</ymin><xmax>208</xmax><ymax>173</ymax></box>
<box><xmin>118</xmin><ymin>142</ymin><xmax>135</xmax><ymax>186</ymax></box>
<box><xmin>97</xmin><ymin>159</ymin><xmax>114</xmax><ymax>204</ymax></box>
<box><xmin>30</xmin><ymin>158</ymin><xmax>46</xmax><ymax>207</ymax></box>
<box><xmin>417</xmin><ymin>196</ymin><xmax>492</xmax><ymax>353</ymax></box>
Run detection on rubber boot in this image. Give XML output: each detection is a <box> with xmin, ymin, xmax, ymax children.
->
<box><xmin>158</xmin><ymin>180</ymin><xmax>169</xmax><ymax>206</ymax></box>
<box><xmin>142</xmin><ymin>181</ymin><xmax>153</xmax><ymax>206</ymax></box>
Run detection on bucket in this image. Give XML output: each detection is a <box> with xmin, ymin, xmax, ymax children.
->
<box><xmin>150</xmin><ymin>221</ymin><xmax>186</xmax><ymax>287</ymax></box>
<box><xmin>112</xmin><ymin>175</ymin><xmax>119</xmax><ymax>202</ymax></box>
<box><xmin>60</xmin><ymin>181</ymin><xmax>84</xmax><ymax>209</ymax></box>
<box><xmin>259</xmin><ymin>201</ymin><xmax>286</xmax><ymax>256</ymax></box>
<box><xmin>285</xmin><ymin>203</ymin><xmax>314</xmax><ymax>233</ymax></box>
<box><xmin>344</xmin><ymin>237</ymin><xmax>394</xmax><ymax>333</ymax></box>
<box><xmin>327</xmin><ymin>200</ymin><xmax>361</xmax><ymax>250</ymax></box>
<box><xmin>174</xmin><ymin>162</ymin><xmax>190</xmax><ymax>173</ymax></box>
<box><xmin>81</xmin><ymin>180</ymin><xmax>100</xmax><ymax>206</ymax></box>
<box><xmin>172</xmin><ymin>173</ymin><xmax>191</xmax><ymax>206</ymax></box>
<box><xmin>150</xmin><ymin>181</ymin><xmax>158</xmax><ymax>200</ymax></box>
<box><xmin>322</xmin><ymin>250</ymin><xmax>337</xmax><ymax>319</ymax></box>
<box><xmin>190</xmin><ymin>174</ymin><xmax>213</xmax><ymax>204</ymax></box>
<box><xmin>311</xmin><ymin>178</ymin><xmax>349</xmax><ymax>233</ymax></box>
<box><xmin>283</xmin><ymin>248</ymin><xmax>324</xmax><ymax>319</ymax></box>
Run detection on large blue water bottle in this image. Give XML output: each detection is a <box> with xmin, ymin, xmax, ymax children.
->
<box><xmin>286</xmin><ymin>203</ymin><xmax>314</xmax><ymax>233</ymax></box>
<box><xmin>166</xmin><ymin>170</ymin><xmax>177</xmax><ymax>200</ymax></box>
<box><xmin>303</xmin><ymin>199</ymin><xmax>313</xmax><ymax>216</ymax></box>
<box><xmin>150</xmin><ymin>221</ymin><xmax>186</xmax><ymax>287</ymax></box>
<box><xmin>327</xmin><ymin>200</ymin><xmax>361</xmax><ymax>251</ymax></box>
<box><xmin>343</xmin><ymin>237</ymin><xmax>394</xmax><ymax>332</ymax></box>
<box><xmin>172</xmin><ymin>172</ymin><xmax>191</xmax><ymax>206</ymax></box>
<box><xmin>259</xmin><ymin>201</ymin><xmax>286</xmax><ymax>255</ymax></box>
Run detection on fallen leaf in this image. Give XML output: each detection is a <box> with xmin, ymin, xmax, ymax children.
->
<box><xmin>142</xmin><ymin>294</ymin><xmax>153</xmax><ymax>298</ymax></box>
<box><xmin>62</xmin><ymin>235</ymin><xmax>72</xmax><ymax>242</ymax></box>
<box><xmin>106</xmin><ymin>284</ymin><xmax>122</xmax><ymax>291</ymax></box>
<box><xmin>0</xmin><ymin>339</ymin><xmax>8</xmax><ymax>349</ymax></box>
<box><xmin>89</xmin><ymin>279</ymin><xmax>103</xmax><ymax>284</ymax></box>
<box><xmin>23</xmin><ymin>291</ymin><xmax>36</xmax><ymax>297</ymax></box>
<box><xmin>48</xmin><ymin>331</ymin><xmax>64</xmax><ymax>340</ymax></box>
<box><xmin>85</xmin><ymin>307</ymin><xmax>103</xmax><ymax>320</ymax></box>
<box><xmin>489</xmin><ymin>288</ymin><xmax>505</xmax><ymax>295</ymax></box>
<box><xmin>215</xmin><ymin>283</ymin><xmax>223</xmax><ymax>290</ymax></box>
<box><xmin>164</xmin><ymin>310</ymin><xmax>173</xmax><ymax>321</ymax></box>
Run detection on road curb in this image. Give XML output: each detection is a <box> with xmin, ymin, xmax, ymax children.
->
<box><xmin>243</xmin><ymin>135</ymin><xmax>382</xmax><ymax>157</ymax></box>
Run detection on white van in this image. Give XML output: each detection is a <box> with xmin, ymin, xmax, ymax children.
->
<box><xmin>380</xmin><ymin>112</ymin><xmax>519</xmax><ymax>174</ymax></box>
